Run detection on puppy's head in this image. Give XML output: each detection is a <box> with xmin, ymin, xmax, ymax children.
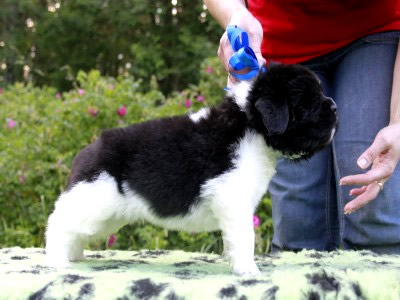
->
<box><xmin>241</xmin><ymin>63</ymin><xmax>338</xmax><ymax>160</ymax></box>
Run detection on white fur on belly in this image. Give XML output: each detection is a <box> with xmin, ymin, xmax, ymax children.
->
<box><xmin>49</xmin><ymin>173</ymin><xmax>220</xmax><ymax>235</ymax></box>
<box><xmin>122</xmin><ymin>185</ymin><xmax>220</xmax><ymax>232</ymax></box>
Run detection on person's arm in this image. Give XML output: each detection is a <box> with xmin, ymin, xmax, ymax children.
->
<box><xmin>204</xmin><ymin>0</ymin><xmax>265</xmax><ymax>85</ymax></box>
<box><xmin>390</xmin><ymin>42</ymin><xmax>400</xmax><ymax>124</ymax></box>
<box><xmin>204</xmin><ymin>0</ymin><xmax>247</xmax><ymax>28</ymax></box>
<box><xmin>340</xmin><ymin>41</ymin><xmax>400</xmax><ymax>214</ymax></box>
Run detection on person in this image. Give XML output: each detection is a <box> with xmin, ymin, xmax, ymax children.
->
<box><xmin>205</xmin><ymin>0</ymin><xmax>400</xmax><ymax>253</ymax></box>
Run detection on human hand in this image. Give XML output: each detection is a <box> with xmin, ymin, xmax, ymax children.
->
<box><xmin>340</xmin><ymin>122</ymin><xmax>400</xmax><ymax>214</ymax></box>
<box><xmin>217</xmin><ymin>10</ymin><xmax>266</xmax><ymax>87</ymax></box>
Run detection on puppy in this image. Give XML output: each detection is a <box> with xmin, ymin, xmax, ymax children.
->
<box><xmin>46</xmin><ymin>63</ymin><xmax>337</xmax><ymax>275</ymax></box>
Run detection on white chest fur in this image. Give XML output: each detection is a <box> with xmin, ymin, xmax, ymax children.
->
<box><xmin>199</xmin><ymin>130</ymin><xmax>277</xmax><ymax>221</ymax></box>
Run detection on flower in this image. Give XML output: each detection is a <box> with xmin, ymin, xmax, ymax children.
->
<box><xmin>78</xmin><ymin>89</ymin><xmax>85</xmax><ymax>96</ymax></box>
<box><xmin>56</xmin><ymin>93</ymin><xmax>61</xmax><ymax>99</ymax></box>
<box><xmin>0</xmin><ymin>88</ymin><xmax>3</xmax><ymax>94</ymax></box>
<box><xmin>19</xmin><ymin>174</ymin><xmax>25</xmax><ymax>184</ymax></box>
<box><xmin>253</xmin><ymin>215</ymin><xmax>260</xmax><ymax>228</ymax></box>
<box><xmin>7</xmin><ymin>119</ymin><xmax>16</xmax><ymax>129</ymax></box>
<box><xmin>117</xmin><ymin>106</ymin><xmax>127</xmax><ymax>117</ymax></box>
<box><xmin>185</xmin><ymin>99</ymin><xmax>192</xmax><ymax>108</ymax></box>
<box><xmin>206</xmin><ymin>66</ymin><xmax>214</xmax><ymax>74</ymax></box>
<box><xmin>87</xmin><ymin>107</ymin><xmax>98</xmax><ymax>117</ymax></box>
<box><xmin>197</xmin><ymin>95</ymin><xmax>204</xmax><ymax>102</ymax></box>
<box><xmin>109</xmin><ymin>84</ymin><xmax>114</xmax><ymax>90</ymax></box>
<box><xmin>107</xmin><ymin>234</ymin><xmax>117</xmax><ymax>247</ymax></box>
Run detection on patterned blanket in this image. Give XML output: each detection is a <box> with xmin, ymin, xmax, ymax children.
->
<box><xmin>1</xmin><ymin>247</ymin><xmax>400</xmax><ymax>299</ymax></box>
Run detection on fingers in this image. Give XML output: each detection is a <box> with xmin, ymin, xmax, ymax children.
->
<box><xmin>349</xmin><ymin>185</ymin><xmax>367</xmax><ymax>196</ymax></box>
<box><xmin>219</xmin><ymin>32</ymin><xmax>241</xmax><ymax>87</ymax></box>
<box><xmin>218</xmin><ymin>32</ymin><xmax>234</xmax><ymax>73</ymax></box>
<box><xmin>255</xmin><ymin>53</ymin><xmax>266</xmax><ymax>67</ymax></box>
<box><xmin>344</xmin><ymin>183</ymin><xmax>380</xmax><ymax>214</ymax></box>
<box><xmin>356</xmin><ymin>131</ymin><xmax>392</xmax><ymax>169</ymax></box>
<box><xmin>227</xmin><ymin>75</ymin><xmax>236</xmax><ymax>88</ymax></box>
<box><xmin>339</xmin><ymin>166</ymin><xmax>391</xmax><ymax>186</ymax></box>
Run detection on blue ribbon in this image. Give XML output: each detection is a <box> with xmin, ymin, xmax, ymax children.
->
<box><xmin>227</xmin><ymin>25</ymin><xmax>263</xmax><ymax>80</ymax></box>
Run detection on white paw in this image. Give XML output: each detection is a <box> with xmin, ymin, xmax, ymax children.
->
<box><xmin>45</xmin><ymin>256</ymin><xmax>72</xmax><ymax>269</ymax></box>
<box><xmin>69</xmin><ymin>252</ymin><xmax>85</xmax><ymax>262</ymax></box>
<box><xmin>233</xmin><ymin>261</ymin><xmax>261</xmax><ymax>276</ymax></box>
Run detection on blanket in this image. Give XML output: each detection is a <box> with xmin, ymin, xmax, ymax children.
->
<box><xmin>1</xmin><ymin>247</ymin><xmax>400</xmax><ymax>299</ymax></box>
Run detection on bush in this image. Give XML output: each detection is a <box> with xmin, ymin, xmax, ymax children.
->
<box><xmin>0</xmin><ymin>60</ymin><xmax>273</xmax><ymax>254</ymax></box>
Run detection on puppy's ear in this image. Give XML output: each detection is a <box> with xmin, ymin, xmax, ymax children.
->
<box><xmin>255</xmin><ymin>98</ymin><xmax>289</xmax><ymax>135</ymax></box>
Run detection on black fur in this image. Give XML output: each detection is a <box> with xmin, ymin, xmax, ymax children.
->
<box><xmin>66</xmin><ymin>63</ymin><xmax>337</xmax><ymax>218</ymax></box>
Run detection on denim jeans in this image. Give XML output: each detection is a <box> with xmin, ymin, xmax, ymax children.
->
<box><xmin>269</xmin><ymin>31</ymin><xmax>400</xmax><ymax>254</ymax></box>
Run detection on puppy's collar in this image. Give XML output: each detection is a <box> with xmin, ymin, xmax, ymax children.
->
<box><xmin>227</xmin><ymin>25</ymin><xmax>266</xmax><ymax>81</ymax></box>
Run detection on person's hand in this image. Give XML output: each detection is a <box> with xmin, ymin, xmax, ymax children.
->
<box><xmin>217</xmin><ymin>10</ymin><xmax>266</xmax><ymax>87</ymax></box>
<box><xmin>340</xmin><ymin>122</ymin><xmax>400</xmax><ymax>214</ymax></box>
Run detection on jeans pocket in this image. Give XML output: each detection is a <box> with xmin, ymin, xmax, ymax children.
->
<box><xmin>363</xmin><ymin>30</ymin><xmax>400</xmax><ymax>45</ymax></box>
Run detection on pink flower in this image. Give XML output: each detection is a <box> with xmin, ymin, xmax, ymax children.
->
<box><xmin>0</xmin><ymin>88</ymin><xmax>3</xmax><ymax>94</ymax></box>
<box><xmin>109</xmin><ymin>84</ymin><xmax>114</xmax><ymax>90</ymax></box>
<box><xmin>117</xmin><ymin>106</ymin><xmax>127</xmax><ymax>117</ymax></box>
<box><xmin>197</xmin><ymin>95</ymin><xmax>204</xmax><ymax>102</ymax></box>
<box><xmin>107</xmin><ymin>234</ymin><xmax>117</xmax><ymax>247</ymax></box>
<box><xmin>185</xmin><ymin>99</ymin><xmax>192</xmax><ymax>108</ymax></box>
<box><xmin>78</xmin><ymin>89</ymin><xmax>85</xmax><ymax>96</ymax></box>
<box><xmin>7</xmin><ymin>119</ymin><xmax>16</xmax><ymax>129</ymax></box>
<box><xmin>87</xmin><ymin>107</ymin><xmax>98</xmax><ymax>117</ymax></box>
<box><xmin>56</xmin><ymin>93</ymin><xmax>61</xmax><ymax>99</ymax></box>
<box><xmin>253</xmin><ymin>215</ymin><xmax>260</xmax><ymax>228</ymax></box>
<box><xmin>206</xmin><ymin>66</ymin><xmax>214</xmax><ymax>74</ymax></box>
<box><xmin>19</xmin><ymin>174</ymin><xmax>25</xmax><ymax>184</ymax></box>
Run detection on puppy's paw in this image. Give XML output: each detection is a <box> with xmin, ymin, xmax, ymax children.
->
<box><xmin>233</xmin><ymin>261</ymin><xmax>261</xmax><ymax>276</ymax></box>
<box><xmin>45</xmin><ymin>256</ymin><xmax>72</xmax><ymax>269</ymax></box>
<box><xmin>69</xmin><ymin>252</ymin><xmax>85</xmax><ymax>262</ymax></box>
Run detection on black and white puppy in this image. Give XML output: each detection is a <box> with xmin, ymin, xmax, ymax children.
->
<box><xmin>46</xmin><ymin>63</ymin><xmax>337</xmax><ymax>275</ymax></box>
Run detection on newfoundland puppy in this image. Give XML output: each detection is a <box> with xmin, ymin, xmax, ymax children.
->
<box><xmin>46</xmin><ymin>63</ymin><xmax>337</xmax><ymax>275</ymax></box>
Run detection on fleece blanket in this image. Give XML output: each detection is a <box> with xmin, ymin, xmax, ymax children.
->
<box><xmin>1</xmin><ymin>247</ymin><xmax>400</xmax><ymax>300</ymax></box>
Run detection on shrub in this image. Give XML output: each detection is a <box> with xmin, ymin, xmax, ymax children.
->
<box><xmin>0</xmin><ymin>61</ymin><xmax>273</xmax><ymax>254</ymax></box>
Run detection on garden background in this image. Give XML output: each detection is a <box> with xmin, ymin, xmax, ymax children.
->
<box><xmin>0</xmin><ymin>0</ymin><xmax>273</xmax><ymax>254</ymax></box>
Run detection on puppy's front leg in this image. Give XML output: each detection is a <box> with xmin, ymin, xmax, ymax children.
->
<box><xmin>216</xmin><ymin>206</ymin><xmax>260</xmax><ymax>275</ymax></box>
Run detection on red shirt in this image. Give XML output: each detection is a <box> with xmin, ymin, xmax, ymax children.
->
<box><xmin>248</xmin><ymin>0</ymin><xmax>400</xmax><ymax>63</ymax></box>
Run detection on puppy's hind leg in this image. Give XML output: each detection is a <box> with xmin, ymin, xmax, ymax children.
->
<box><xmin>45</xmin><ymin>173</ymin><xmax>129</xmax><ymax>268</ymax></box>
<box><xmin>46</xmin><ymin>196</ymin><xmax>87</xmax><ymax>268</ymax></box>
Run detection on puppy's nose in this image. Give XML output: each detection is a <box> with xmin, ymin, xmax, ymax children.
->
<box><xmin>326</xmin><ymin>97</ymin><xmax>337</xmax><ymax>113</ymax></box>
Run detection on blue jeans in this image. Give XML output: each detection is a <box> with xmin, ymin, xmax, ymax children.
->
<box><xmin>269</xmin><ymin>31</ymin><xmax>400</xmax><ymax>254</ymax></box>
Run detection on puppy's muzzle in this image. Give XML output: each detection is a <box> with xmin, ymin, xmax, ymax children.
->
<box><xmin>325</xmin><ymin>96</ymin><xmax>337</xmax><ymax>114</ymax></box>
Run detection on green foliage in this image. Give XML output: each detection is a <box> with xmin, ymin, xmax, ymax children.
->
<box><xmin>0</xmin><ymin>66</ymin><xmax>273</xmax><ymax>254</ymax></box>
<box><xmin>0</xmin><ymin>0</ymin><xmax>223</xmax><ymax>94</ymax></box>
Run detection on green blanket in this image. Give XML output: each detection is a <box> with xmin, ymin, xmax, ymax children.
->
<box><xmin>1</xmin><ymin>247</ymin><xmax>400</xmax><ymax>299</ymax></box>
